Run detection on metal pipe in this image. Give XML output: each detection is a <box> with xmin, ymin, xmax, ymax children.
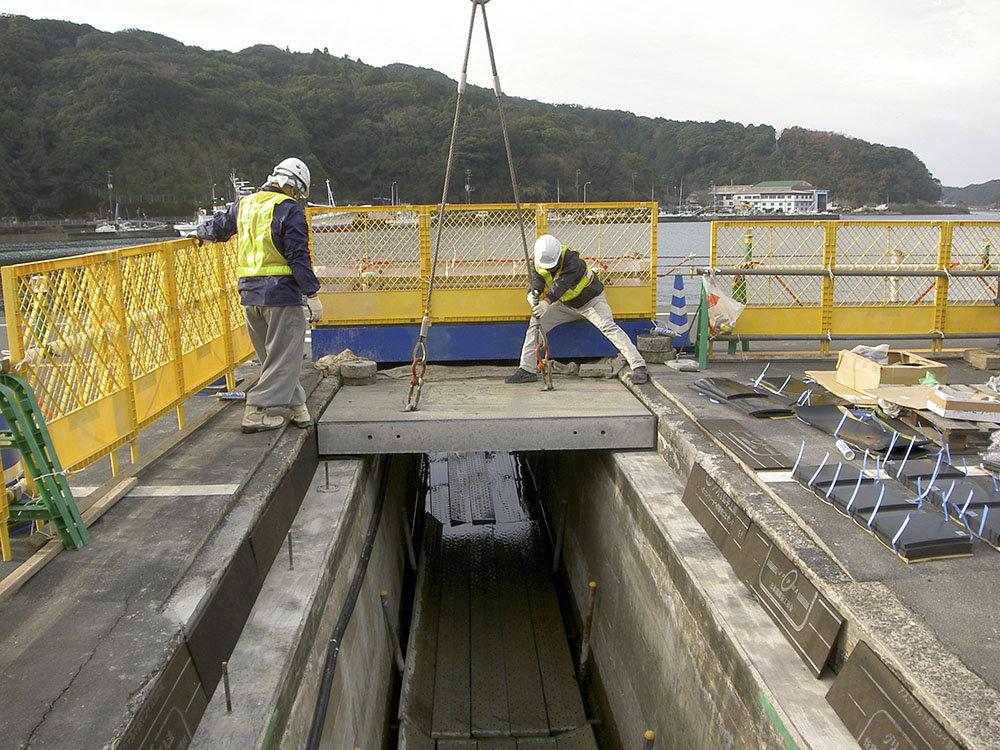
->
<box><xmin>643</xmin><ymin>730</ymin><xmax>656</xmax><ymax>750</ymax></box>
<box><xmin>380</xmin><ymin>590</ymin><xmax>406</xmax><ymax>675</ymax></box>
<box><xmin>695</xmin><ymin>266</ymin><xmax>1000</xmax><ymax>278</ymax></box>
<box><xmin>401</xmin><ymin>506</ymin><xmax>417</xmax><ymax>572</ymax></box>
<box><xmin>708</xmin><ymin>332</ymin><xmax>998</xmax><ymax>342</ymax></box>
<box><xmin>551</xmin><ymin>499</ymin><xmax>568</xmax><ymax>574</ymax></box>
<box><xmin>306</xmin><ymin>457</ymin><xmax>392</xmax><ymax>750</ymax></box>
<box><xmin>578</xmin><ymin>581</ymin><xmax>598</xmax><ymax>682</ymax></box>
<box><xmin>222</xmin><ymin>661</ymin><xmax>232</xmax><ymax>713</ymax></box>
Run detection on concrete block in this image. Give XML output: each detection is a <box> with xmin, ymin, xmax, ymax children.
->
<box><xmin>318</xmin><ymin>378</ymin><xmax>655</xmax><ymax>454</ymax></box>
<box><xmin>579</xmin><ymin>362</ymin><xmax>612</xmax><ymax>378</ymax></box>
<box><xmin>963</xmin><ymin>348</ymin><xmax>1000</xmax><ymax>371</ymax></box>
<box><xmin>341</xmin><ymin>359</ymin><xmax>377</xmax><ymax>384</ymax></box>
<box><xmin>636</xmin><ymin>333</ymin><xmax>675</xmax><ymax>353</ymax></box>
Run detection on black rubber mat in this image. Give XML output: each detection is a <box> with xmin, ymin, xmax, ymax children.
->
<box><xmin>887</xmin><ymin>458</ymin><xmax>967</xmax><ymax>489</ymax></box>
<box><xmin>793</xmin><ymin>462</ymin><xmax>878</xmax><ymax>490</ymax></box>
<box><xmin>926</xmin><ymin>477</ymin><xmax>1000</xmax><ymax>514</ymax></box>
<box><xmin>757</xmin><ymin>375</ymin><xmax>840</xmax><ymax>406</ymax></box>
<box><xmin>828</xmin><ymin>482</ymin><xmax>920</xmax><ymax>519</ymax></box>
<box><xmin>867</xmin><ymin>509</ymin><xmax>973</xmax><ymax>561</ymax></box>
<box><xmin>794</xmin><ymin>404</ymin><xmax>897</xmax><ymax>453</ymax></box>
<box><xmin>690</xmin><ymin>378</ymin><xmax>795</xmax><ymax>418</ymax></box>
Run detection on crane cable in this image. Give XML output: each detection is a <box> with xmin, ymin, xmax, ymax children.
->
<box><xmin>405</xmin><ymin>0</ymin><xmax>551</xmax><ymax>411</ymax></box>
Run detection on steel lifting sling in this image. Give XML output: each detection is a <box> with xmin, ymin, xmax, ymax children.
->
<box><xmin>406</xmin><ymin>0</ymin><xmax>552</xmax><ymax>411</ymax></box>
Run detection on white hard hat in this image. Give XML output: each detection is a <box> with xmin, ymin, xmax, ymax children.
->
<box><xmin>269</xmin><ymin>157</ymin><xmax>311</xmax><ymax>199</ymax></box>
<box><xmin>533</xmin><ymin>234</ymin><xmax>562</xmax><ymax>269</ymax></box>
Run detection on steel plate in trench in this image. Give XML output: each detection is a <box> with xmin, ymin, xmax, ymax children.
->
<box><xmin>318</xmin><ymin>378</ymin><xmax>655</xmax><ymax>454</ymax></box>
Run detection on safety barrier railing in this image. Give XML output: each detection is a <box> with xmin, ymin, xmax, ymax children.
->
<box><xmin>1</xmin><ymin>237</ymin><xmax>254</xmax><ymax>473</ymax></box>
<box><xmin>0</xmin><ymin>203</ymin><xmax>655</xmax><ymax>475</ymax></box>
<box><xmin>698</xmin><ymin>220</ymin><xmax>1000</xmax><ymax>363</ymax></box>
<box><xmin>306</xmin><ymin>202</ymin><xmax>657</xmax><ymax>325</ymax></box>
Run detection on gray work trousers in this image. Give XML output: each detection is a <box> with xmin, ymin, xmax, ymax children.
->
<box><xmin>244</xmin><ymin>304</ymin><xmax>307</xmax><ymax>408</ymax></box>
<box><xmin>518</xmin><ymin>291</ymin><xmax>646</xmax><ymax>373</ymax></box>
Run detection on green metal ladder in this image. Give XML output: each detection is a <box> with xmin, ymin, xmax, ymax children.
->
<box><xmin>0</xmin><ymin>372</ymin><xmax>89</xmax><ymax>550</ymax></box>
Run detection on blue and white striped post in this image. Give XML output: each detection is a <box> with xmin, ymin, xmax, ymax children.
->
<box><xmin>669</xmin><ymin>274</ymin><xmax>691</xmax><ymax>349</ymax></box>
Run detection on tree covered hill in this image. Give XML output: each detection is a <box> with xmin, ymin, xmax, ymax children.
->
<box><xmin>0</xmin><ymin>14</ymin><xmax>943</xmax><ymax>219</ymax></box>
<box><xmin>941</xmin><ymin>181</ymin><xmax>1000</xmax><ymax>209</ymax></box>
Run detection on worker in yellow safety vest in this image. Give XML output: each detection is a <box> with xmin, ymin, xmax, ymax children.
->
<box><xmin>197</xmin><ymin>157</ymin><xmax>323</xmax><ymax>432</ymax></box>
<box><xmin>505</xmin><ymin>234</ymin><xmax>648</xmax><ymax>384</ymax></box>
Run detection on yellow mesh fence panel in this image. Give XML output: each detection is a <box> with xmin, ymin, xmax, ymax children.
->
<box><xmin>307</xmin><ymin>202</ymin><xmax>655</xmax><ymax>324</ymax></box>
<box><xmin>833</xmin><ymin>222</ymin><xmax>941</xmax><ymax>306</ymax></box>
<box><xmin>309</xmin><ymin>206</ymin><xmax>422</xmax><ymax>292</ymax></box>
<box><xmin>1</xmin><ymin>238</ymin><xmax>253</xmax><ymax>471</ymax></box>
<box><xmin>430</xmin><ymin>205</ymin><xmax>536</xmax><ymax>290</ymax></box>
<box><xmin>709</xmin><ymin>220</ymin><xmax>1000</xmax><ymax>343</ymax></box>
<box><xmin>947</xmin><ymin>222</ymin><xmax>1000</xmax><ymax>305</ymax></box>
<box><xmin>713</xmin><ymin>222</ymin><xmax>824</xmax><ymax>307</ymax></box>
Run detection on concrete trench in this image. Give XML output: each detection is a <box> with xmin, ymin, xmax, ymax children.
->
<box><xmin>192</xmin><ymin>442</ymin><xmax>855</xmax><ymax>749</ymax></box>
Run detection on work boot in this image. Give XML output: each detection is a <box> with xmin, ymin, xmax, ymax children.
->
<box><xmin>291</xmin><ymin>403</ymin><xmax>311</xmax><ymax>428</ymax></box>
<box><xmin>631</xmin><ymin>366</ymin><xmax>649</xmax><ymax>385</ymax></box>
<box><xmin>241</xmin><ymin>405</ymin><xmax>284</xmax><ymax>433</ymax></box>
<box><xmin>504</xmin><ymin>368</ymin><xmax>538</xmax><ymax>384</ymax></box>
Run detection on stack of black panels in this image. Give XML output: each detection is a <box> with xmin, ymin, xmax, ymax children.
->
<box><xmin>793</xmin><ymin>460</ymin><xmax>974</xmax><ymax>562</ymax></box>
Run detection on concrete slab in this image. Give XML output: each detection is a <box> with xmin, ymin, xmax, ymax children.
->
<box><xmin>317</xmin><ymin>377</ymin><xmax>656</xmax><ymax>454</ymax></box>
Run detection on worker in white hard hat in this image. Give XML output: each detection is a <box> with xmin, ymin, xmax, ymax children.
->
<box><xmin>505</xmin><ymin>233</ymin><xmax>648</xmax><ymax>384</ymax></box>
<box><xmin>197</xmin><ymin>157</ymin><xmax>324</xmax><ymax>433</ymax></box>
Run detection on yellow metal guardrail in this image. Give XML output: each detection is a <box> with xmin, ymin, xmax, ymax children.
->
<box><xmin>708</xmin><ymin>220</ymin><xmax>1000</xmax><ymax>353</ymax></box>
<box><xmin>0</xmin><ymin>203</ymin><xmax>655</xmax><ymax>476</ymax></box>
<box><xmin>1</xmin><ymin>237</ymin><xmax>253</xmax><ymax>473</ymax></box>
<box><xmin>307</xmin><ymin>202</ymin><xmax>657</xmax><ymax>325</ymax></box>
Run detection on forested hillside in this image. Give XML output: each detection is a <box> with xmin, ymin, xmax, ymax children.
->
<box><xmin>941</xmin><ymin>181</ymin><xmax>1000</xmax><ymax>208</ymax></box>
<box><xmin>0</xmin><ymin>14</ymin><xmax>943</xmax><ymax>219</ymax></box>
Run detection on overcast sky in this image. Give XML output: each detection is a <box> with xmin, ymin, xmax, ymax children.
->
<box><xmin>6</xmin><ymin>0</ymin><xmax>999</xmax><ymax>187</ymax></box>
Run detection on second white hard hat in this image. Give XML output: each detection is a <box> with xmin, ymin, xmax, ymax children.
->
<box><xmin>533</xmin><ymin>234</ymin><xmax>562</xmax><ymax>269</ymax></box>
<box><xmin>269</xmin><ymin>157</ymin><xmax>311</xmax><ymax>199</ymax></box>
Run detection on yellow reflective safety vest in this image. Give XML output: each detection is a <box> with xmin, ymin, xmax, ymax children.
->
<box><xmin>236</xmin><ymin>191</ymin><xmax>295</xmax><ymax>277</ymax></box>
<box><xmin>534</xmin><ymin>245</ymin><xmax>594</xmax><ymax>302</ymax></box>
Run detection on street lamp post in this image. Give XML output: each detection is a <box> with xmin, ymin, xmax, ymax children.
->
<box><xmin>583</xmin><ymin>181</ymin><xmax>592</xmax><ymax>203</ymax></box>
<box><xmin>391</xmin><ymin>181</ymin><xmax>398</xmax><ymax>206</ymax></box>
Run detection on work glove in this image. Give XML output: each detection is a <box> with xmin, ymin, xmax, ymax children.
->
<box><xmin>533</xmin><ymin>298</ymin><xmax>551</xmax><ymax>317</ymax></box>
<box><xmin>306</xmin><ymin>295</ymin><xmax>323</xmax><ymax>323</ymax></box>
<box><xmin>526</xmin><ymin>290</ymin><xmax>540</xmax><ymax>307</ymax></box>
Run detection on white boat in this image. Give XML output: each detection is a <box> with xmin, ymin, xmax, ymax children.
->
<box><xmin>310</xmin><ymin>179</ymin><xmax>355</xmax><ymax>232</ymax></box>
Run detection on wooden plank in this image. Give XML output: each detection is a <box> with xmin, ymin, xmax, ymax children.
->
<box><xmin>524</xmin><ymin>524</ymin><xmax>588</xmax><ymax>732</ymax></box>
<box><xmin>485</xmin><ymin>452</ymin><xmax>527</xmax><ymax>523</ymax></box>
<box><xmin>448</xmin><ymin>453</ymin><xmax>472</xmax><ymax>525</ymax></box>
<box><xmin>555</xmin><ymin>726</ymin><xmax>599</xmax><ymax>750</ymax></box>
<box><xmin>469</xmin><ymin>526</ymin><xmax>510</xmax><ymax>737</ymax></box>
<box><xmin>397</xmin><ymin>722</ymin><xmax>436</xmax><ymax>750</ymax></box>
<box><xmin>494</xmin><ymin>523</ymin><xmax>549</xmax><ymax>737</ymax></box>
<box><xmin>432</xmin><ymin>524</ymin><xmax>471</xmax><ymax>738</ymax></box>
<box><xmin>399</xmin><ymin>516</ymin><xmax>444</xmax><ymax>733</ymax></box>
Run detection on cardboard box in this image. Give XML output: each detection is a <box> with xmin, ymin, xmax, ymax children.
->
<box><xmin>835</xmin><ymin>349</ymin><xmax>947</xmax><ymax>392</ymax></box>
<box><xmin>926</xmin><ymin>384</ymin><xmax>1000</xmax><ymax>422</ymax></box>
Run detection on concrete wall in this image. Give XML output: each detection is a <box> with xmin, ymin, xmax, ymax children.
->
<box><xmin>192</xmin><ymin>454</ymin><xmax>418</xmax><ymax>750</ymax></box>
<box><xmin>532</xmin><ymin>449</ymin><xmax>855</xmax><ymax>750</ymax></box>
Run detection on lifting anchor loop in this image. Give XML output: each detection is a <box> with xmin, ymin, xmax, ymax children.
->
<box><xmin>535</xmin><ymin>321</ymin><xmax>554</xmax><ymax>391</ymax></box>
<box><xmin>405</xmin><ymin>314</ymin><xmax>430</xmax><ymax>412</ymax></box>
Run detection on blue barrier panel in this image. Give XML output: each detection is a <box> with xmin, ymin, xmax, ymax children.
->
<box><xmin>311</xmin><ymin>319</ymin><xmax>651</xmax><ymax>363</ymax></box>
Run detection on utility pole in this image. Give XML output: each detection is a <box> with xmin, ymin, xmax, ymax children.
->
<box><xmin>575</xmin><ymin>169</ymin><xmax>581</xmax><ymax>202</ymax></box>
<box><xmin>106</xmin><ymin>170</ymin><xmax>113</xmax><ymax>221</ymax></box>
<box><xmin>556</xmin><ymin>177</ymin><xmax>560</xmax><ymax>203</ymax></box>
